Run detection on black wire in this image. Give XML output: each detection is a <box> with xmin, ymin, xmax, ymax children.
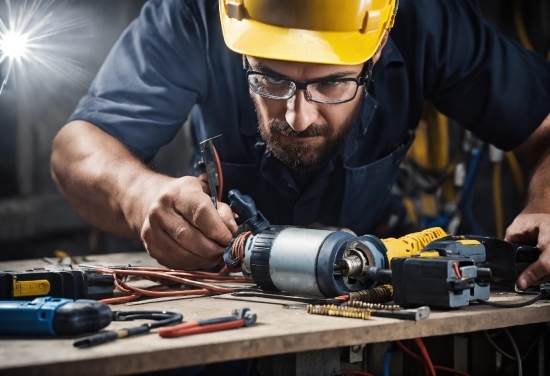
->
<box><xmin>484</xmin><ymin>327</ymin><xmax>549</xmax><ymax>362</ymax></box>
<box><xmin>476</xmin><ymin>293</ymin><xmax>543</xmax><ymax>308</ymax></box>
<box><xmin>113</xmin><ymin>310</ymin><xmax>183</xmax><ymax>329</ymax></box>
<box><xmin>74</xmin><ymin>310</ymin><xmax>184</xmax><ymax>348</ymax></box>
<box><xmin>504</xmin><ymin>328</ymin><xmax>522</xmax><ymax>376</ymax></box>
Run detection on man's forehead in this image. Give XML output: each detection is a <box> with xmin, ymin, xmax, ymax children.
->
<box><xmin>246</xmin><ymin>56</ymin><xmax>362</xmax><ymax>79</ymax></box>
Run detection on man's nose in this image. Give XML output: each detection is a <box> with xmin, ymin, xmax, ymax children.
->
<box><xmin>285</xmin><ymin>90</ymin><xmax>319</xmax><ymax>132</ymax></box>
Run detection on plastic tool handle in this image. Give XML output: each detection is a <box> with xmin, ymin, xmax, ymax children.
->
<box><xmin>227</xmin><ymin>189</ymin><xmax>270</xmax><ymax>234</ymax></box>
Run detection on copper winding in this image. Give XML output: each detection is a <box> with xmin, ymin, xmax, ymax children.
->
<box><xmin>227</xmin><ymin>231</ymin><xmax>252</xmax><ymax>272</ymax></box>
<box><xmin>307</xmin><ymin>304</ymin><xmax>371</xmax><ymax>320</ymax></box>
<box><xmin>348</xmin><ymin>285</ymin><xmax>394</xmax><ymax>304</ymax></box>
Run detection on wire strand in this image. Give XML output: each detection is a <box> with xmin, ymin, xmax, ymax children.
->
<box><xmin>504</xmin><ymin>328</ymin><xmax>522</xmax><ymax>376</ymax></box>
<box><xmin>395</xmin><ymin>341</ymin><xmax>472</xmax><ymax>376</ymax></box>
<box><xmin>477</xmin><ymin>293</ymin><xmax>543</xmax><ymax>308</ymax></box>
<box><xmin>414</xmin><ymin>338</ymin><xmax>436</xmax><ymax>376</ymax></box>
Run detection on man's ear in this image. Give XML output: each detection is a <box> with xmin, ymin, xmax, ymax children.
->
<box><xmin>372</xmin><ymin>31</ymin><xmax>390</xmax><ymax>65</ymax></box>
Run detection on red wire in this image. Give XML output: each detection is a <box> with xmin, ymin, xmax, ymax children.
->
<box><xmin>336</xmin><ymin>295</ymin><xmax>350</xmax><ymax>301</ymax></box>
<box><xmin>213</xmin><ymin>145</ymin><xmax>223</xmax><ymax>203</ymax></box>
<box><xmin>99</xmin><ymin>294</ymin><xmax>141</xmax><ymax>304</ymax></box>
<box><xmin>395</xmin><ymin>341</ymin><xmax>471</xmax><ymax>376</ymax></box>
<box><xmin>452</xmin><ymin>262</ymin><xmax>462</xmax><ymax>279</ymax></box>
<box><xmin>414</xmin><ymin>338</ymin><xmax>436</xmax><ymax>376</ymax></box>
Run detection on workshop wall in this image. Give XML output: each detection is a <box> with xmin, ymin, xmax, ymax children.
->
<box><xmin>0</xmin><ymin>0</ymin><xmax>169</xmax><ymax>261</ymax></box>
<box><xmin>0</xmin><ymin>0</ymin><xmax>548</xmax><ymax>261</ymax></box>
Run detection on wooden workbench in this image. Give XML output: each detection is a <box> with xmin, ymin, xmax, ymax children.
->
<box><xmin>1</xmin><ymin>253</ymin><xmax>549</xmax><ymax>376</ymax></box>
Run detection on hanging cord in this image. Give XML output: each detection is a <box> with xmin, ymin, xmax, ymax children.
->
<box><xmin>395</xmin><ymin>340</ymin><xmax>471</xmax><ymax>376</ymax></box>
<box><xmin>483</xmin><ymin>326</ymin><xmax>548</xmax><ymax>363</ymax></box>
<box><xmin>504</xmin><ymin>328</ymin><xmax>523</xmax><ymax>376</ymax></box>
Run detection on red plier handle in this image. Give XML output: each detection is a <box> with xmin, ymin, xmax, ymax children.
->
<box><xmin>158</xmin><ymin>318</ymin><xmax>245</xmax><ymax>338</ymax></box>
<box><xmin>158</xmin><ymin>308</ymin><xmax>257</xmax><ymax>338</ymax></box>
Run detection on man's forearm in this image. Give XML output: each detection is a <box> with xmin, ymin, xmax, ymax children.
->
<box><xmin>50</xmin><ymin>120</ymin><xmax>174</xmax><ymax>237</ymax></box>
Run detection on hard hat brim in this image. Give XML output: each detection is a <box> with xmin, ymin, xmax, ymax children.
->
<box><xmin>220</xmin><ymin>15</ymin><xmax>386</xmax><ymax>66</ymax></box>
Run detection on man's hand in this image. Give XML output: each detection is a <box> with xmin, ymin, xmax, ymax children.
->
<box><xmin>505</xmin><ymin>213</ymin><xmax>550</xmax><ymax>289</ymax></box>
<box><xmin>51</xmin><ymin>121</ymin><xmax>238</xmax><ymax>271</ymax></box>
<box><xmin>506</xmin><ymin>113</ymin><xmax>550</xmax><ymax>289</ymax></box>
<box><xmin>140</xmin><ymin>176</ymin><xmax>238</xmax><ymax>270</ymax></box>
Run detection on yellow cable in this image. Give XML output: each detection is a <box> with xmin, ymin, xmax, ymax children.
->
<box><xmin>514</xmin><ymin>0</ymin><xmax>535</xmax><ymax>51</ymax></box>
<box><xmin>493</xmin><ymin>162</ymin><xmax>505</xmax><ymax>239</ymax></box>
<box><xmin>505</xmin><ymin>151</ymin><xmax>526</xmax><ymax>197</ymax></box>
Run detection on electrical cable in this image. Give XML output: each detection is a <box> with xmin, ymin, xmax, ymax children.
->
<box><xmin>460</xmin><ymin>147</ymin><xmax>486</xmax><ymax>234</ymax></box>
<box><xmin>452</xmin><ymin>262</ymin><xmax>462</xmax><ymax>279</ymax></box>
<box><xmin>395</xmin><ymin>341</ymin><xmax>472</xmax><ymax>376</ymax></box>
<box><xmin>477</xmin><ymin>292</ymin><xmax>544</xmax><ymax>308</ymax></box>
<box><xmin>212</xmin><ymin>145</ymin><xmax>223</xmax><ymax>202</ymax></box>
<box><xmin>504</xmin><ymin>328</ymin><xmax>522</xmax><ymax>376</ymax></box>
<box><xmin>74</xmin><ymin>310</ymin><xmax>183</xmax><ymax>348</ymax></box>
<box><xmin>414</xmin><ymin>338</ymin><xmax>436</xmax><ymax>376</ymax></box>
<box><xmin>228</xmin><ymin>231</ymin><xmax>252</xmax><ymax>273</ymax></box>
<box><xmin>93</xmin><ymin>265</ymin><xmax>254</xmax><ymax>304</ymax></box>
<box><xmin>483</xmin><ymin>327</ymin><xmax>549</xmax><ymax>362</ymax></box>
<box><xmin>505</xmin><ymin>152</ymin><xmax>525</xmax><ymax>197</ymax></box>
<box><xmin>382</xmin><ymin>342</ymin><xmax>392</xmax><ymax>376</ymax></box>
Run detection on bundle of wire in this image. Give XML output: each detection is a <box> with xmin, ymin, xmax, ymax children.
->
<box><xmin>94</xmin><ymin>266</ymin><xmax>253</xmax><ymax>304</ymax></box>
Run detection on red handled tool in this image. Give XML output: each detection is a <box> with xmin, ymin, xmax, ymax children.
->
<box><xmin>158</xmin><ymin>308</ymin><xmax>257</xmax><ymax>338</ymax></box>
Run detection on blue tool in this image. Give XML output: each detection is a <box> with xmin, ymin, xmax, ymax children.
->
<box><xmin>0</xmin><ymin>296</ymin><xmax>112</xmax><ymax>336</ymax></box>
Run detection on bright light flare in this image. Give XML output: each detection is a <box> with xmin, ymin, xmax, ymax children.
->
<box><xmin>0</xmin><ymin>31</ymin><xmax>29</xmax><ymax>60</ymax></box>
<box><xmin>0</xmin><ymin>0</ymin><xmax>91</xmax><ymax>97</ymax></box>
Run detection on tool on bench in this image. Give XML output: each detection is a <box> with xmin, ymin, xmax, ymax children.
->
<box><xmin>307</xmin><ymin>303</ymin><xmax>430</xmax><ymax>321</ymax></box>
<box><xmin>0</xmin><ymin>296</ymin><xmax>183</xmax><ymax>347</ymax></box>
<box><xmin>0</xmin><ymin>296</ymin><xmax>112</xmax><ymax>336</ymax></box>
<box><xmin>0</xmin><ymin>267</ymin><xmax>114</xmax><ymax>301</ymax></box>
<box><xmin>75</xmin><ymin>309</ymin><xmax>183</xmax><ymax>348</ymax></box>
<box><xmin>223</xmin><ymin>189</ymin><xmax>449</xmax><ymax>298</ymax></box>
<box><xmin>221</xmin><ymin>190</ymin><xmax>542</xmax><ymax>309</ymax></box>
<box><xmin>158</xmin><ymin>307</ymin><xmax>256</xmax><ymax>338</ymax></box>
<box><xmin>199</xmin><ymin>135</ymin><xmax>222</xmax><ymax>208</ymax></box>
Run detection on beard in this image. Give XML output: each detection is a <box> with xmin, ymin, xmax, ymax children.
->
<box><xmin>253</xmin><ymin>95</ymin><xmax>363</xmax><ymax>173</ymax></box>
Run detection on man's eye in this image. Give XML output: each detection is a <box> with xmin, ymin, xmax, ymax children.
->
<box><xmin>265</xmin><ymin>76</ymin><xmax>287</xmax><ymax>85</ymax></box>
<box><xmin>318</xmin><ymin>81</ymin><xmax>343</xmax><ymax>88</ymax></box>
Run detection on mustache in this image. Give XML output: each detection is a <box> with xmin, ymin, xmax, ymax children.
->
<box><xmin>268</xmin><ymin>120</ymin><xmax>331</xmax><ymax>138</ymax></box>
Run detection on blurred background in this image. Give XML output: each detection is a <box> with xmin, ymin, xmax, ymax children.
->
<box><xmin>0</xmin><ymin>0</ymin><xmax>548</xmax><ymax>261</ymax></box>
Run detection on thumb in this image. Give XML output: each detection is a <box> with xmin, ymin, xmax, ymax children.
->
<box><xmin>218</xmin><ymin>202</ymin><xmax>238</xmax><ymax>235</ymax></box>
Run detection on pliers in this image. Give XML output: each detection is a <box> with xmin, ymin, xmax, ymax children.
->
<box><xmin>158</xmin><ymin>308</ymin><xmax>257</xmax><ymax>338</ymax></box>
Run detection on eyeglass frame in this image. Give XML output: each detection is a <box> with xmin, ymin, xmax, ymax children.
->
<box><xmin>243</xmin><ymin>57</ymin><xmax>374</xmax><ymax>104</ymax></box>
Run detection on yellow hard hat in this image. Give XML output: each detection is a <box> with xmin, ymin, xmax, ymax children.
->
<box><xmin>219</xmin><ymin>0</ymin><xmax>398</xmax><ymax>65</ymax></box>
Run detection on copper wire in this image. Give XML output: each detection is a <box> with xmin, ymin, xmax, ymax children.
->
<box><xmin>227</xmin><ymin>231</ymin><xmax>252</xmax><ymax>272</ymax></box>
<box><xmin>95</xmin><ymin>264</ymin><xmax>254</xmax><ymax>304</ymax></box>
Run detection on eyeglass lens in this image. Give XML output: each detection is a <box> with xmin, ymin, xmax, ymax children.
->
<box><xmin>247</xmin><ymin>73</ymin><xmax>359</xmax><ymax>103</ymax></box>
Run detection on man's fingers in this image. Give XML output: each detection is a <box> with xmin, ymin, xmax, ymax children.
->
<box><xmin>142</xmin><ymin>218</ymin><xmax>221</xmax><ymax>270</ymax></box>
<box><xmin>198</xmin><ymin>173</ymin><xmax>210</xmax><ymax>194</ymax></box>
<box><xmin>175</xmin><ymin>196</ymin><xmax>233</xmax><ymax>246</ymax></box>
<box><xmin>218</xmin><ymin>202</ymin><xmax>238</xmax><ymax>234</ymax></box>
<box><xmin>517</xmin><ymin>253</ymin><xmax>550</xmax><ymax>289</ymax></box>
<box><xmin>505</xmin><ymin>214</ymin><xmax>540</xmax><ymax>244</ymax></box>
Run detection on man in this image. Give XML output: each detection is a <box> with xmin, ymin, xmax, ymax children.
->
<box><xmin>51</xmin><ymin>0</ymin><xmax>550</xmax><ymax>290</ymax></box>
